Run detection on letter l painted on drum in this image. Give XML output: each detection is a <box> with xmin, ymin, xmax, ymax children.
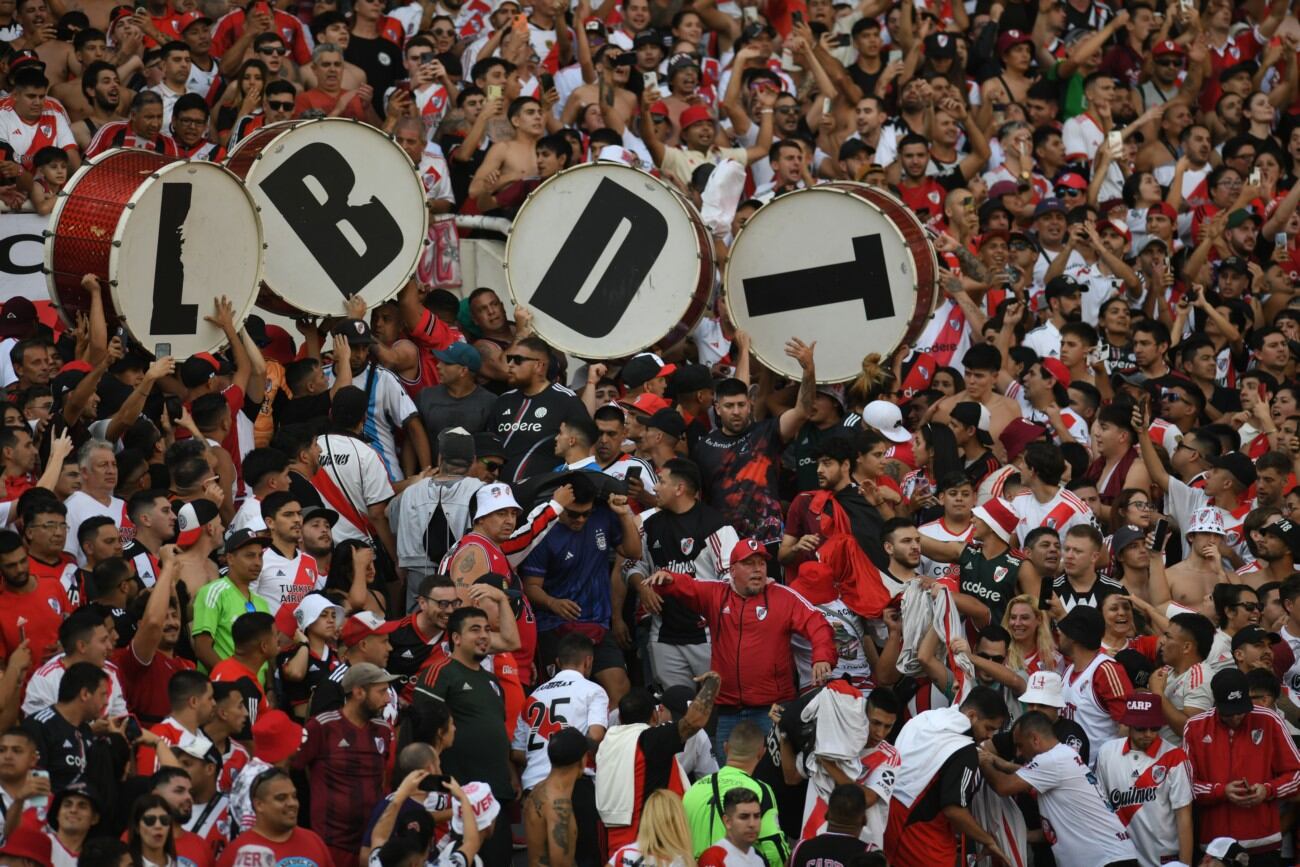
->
<box><xmin>259</xmin><ymin>142</ymin><xmax>402</xmax><ymax>298</ymax></box>
<box><xmin>529</xmin><ymin>177</ymin><xmax>668</xmax><ymax>339</ymax></box>
<box><xmin>151</xmin><ymin>183</ymin><xmax>199</xmax><ymax>334</ymax></box>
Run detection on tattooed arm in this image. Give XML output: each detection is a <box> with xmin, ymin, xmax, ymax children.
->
<box><xmin>679</xmin><ymin>671</ymin><xmax>722</xmax><ymax>740</ymax></box>
<box><xmin>949</xmin><ymin>244</ymin><xmax>991</xmax><ymax>285</ymax></box>
<box><xmin>778</xmin><ymin>337</ymin><xmax>818</xmax><ymax>442</ymax></box>
<box><xmin>449</xmin><ymin>544</ymin><xmax>489</xmax><ymax>596</ymax></box>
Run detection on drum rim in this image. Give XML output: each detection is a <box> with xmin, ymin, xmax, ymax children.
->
<box><xmin>225</xmin><ymin>117</ymin><xmax>428</xmax><ymax>316</ymax></box>
<box><xmin>722</xmin><ymin>182</ymin><xmax>938</xmax><ymax>384</ymax></box>
<box><xmin>42</xmin><ymin>148</ymin><xmax>107</xmax><ymax>327</ymax></box>
<box><xmin>503</xmin><ymin>161</ymin><xmax>712</xmax><ymax>360</ymax></box>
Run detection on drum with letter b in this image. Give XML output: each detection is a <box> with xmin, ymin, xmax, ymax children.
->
<box><xmin>723</xmin><ymin>182</ymin><xmax>937</xmax><ymax>383</ymax></box>
<box><xmin>43</xmin><ymin>148</ymin><xmax>263</xmax><ymax>359</ymax></box>
<box><xmin>225</xmin><ymin>117</ymin><xmax>428</xmax><ymax>316</ymax></box>
<box><xmin>505</xmin><ymin>162</ymin><xmax>713</xmax><ymax>360</ymax></box>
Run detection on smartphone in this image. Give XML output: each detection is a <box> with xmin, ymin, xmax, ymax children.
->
<box><xmin>886</xmin><ymin>49</ymin><xmax>902</xmax><ymax>64</ymax></box>
<box><xmin>125</xmin><ymin>717</ymin><xmax>143</xmax><ymax>743</ymax></box>
<box><xmin>419</xmin><ymin>774</ymin><xmax>450</xmax><ymax>792</ymax></box>
<box><xmin>165</xmin><ymin>395</ymin><xmax>183</xmax><ymax>421</ymax></box>
<box><xmin>1150</xmin><ymin>518</ymin><xmax>1170</xmax><ymax>551</ymax></box>
<box><xmin>791</xmin><ymin>10</ymin><xmax>803</xmax><ymax>24</ymax></box>
<box><xmin>540</xmin><ymin>72</ymin><xmax>555</xmax><ymax>92</ymax></box>
<box><xmin>1037</xmin><ymin>575</ymin><xmax>1054</xmax><ymax>610</ymax></box>
<box><xmin>1107</xmin><ymin>130</ymin><xmax>1122</xmax><ymax>151</ymax></box>
<box><xmin>26</xmin><ymin>770</ymin><xmax>48</xmax><ymax>812</ymax></box>
<box><xmin>643</xmin><ymin>71</ymin><xmax>660</xmax><ymax>95</ymax></box>
<box><xmin>822</xmin><ymin>96</ymin><xmax>832</xmax><ymax>114</ymax></box>
<box><xmin>1249</xmin><ymin>168</ymin><xmax>1261</xmax><ymax>186</ymax></box>
<box><xmin>742</xmin><ymin>5</ymin><xmax>759</xmax><ymax>22</ymax></box>
<box><xmin>625</xmin><ymin>465</ymin><xmax>642</xmax><ymax>483</ymax></box>
<box><xmin>1277</xmin><ymin>232</ymin><xmax>1289</xmax><ymax>248</ymax></box>
<box><xmin>16</xmin><ymin>617</ymin><xmax>25</xmax><ymax>643</ymax></box>
<box><xmin>154</xmin><ymin>342</ymin><xmax>171</xmax><ymax>358</ymax></box>
<box><xmin>834</xmin><ymin>32</ymin><xmax>850</xmax><ymax>46</ymax></box>
<box><xmin>1179</xmin><ymin>0</ymin><xmax>1192</xmax><ymax>10</ymax></box>
<box><xmin>487</xmin><ymin>84</ymin><xmax>503</xmax><ymax>101</ymax></box>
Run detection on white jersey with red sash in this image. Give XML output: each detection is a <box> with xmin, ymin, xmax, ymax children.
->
<box><xmin>1094</xmin><ymin>735</ymin><xmax>1193</xmax><ymax>866</ymax></box>
<box><xmin>0</xmin><ymin>100</ymin><xmax>76</xmax><ymax>168</ymax></box>
<box><xmin>253</xmin><ymin>546</ymin><xmax>321</xmax><ymax>608</ymax></box>
<box><xmin>801</xmin><ymin>739</ymin><xmax>900</xmax><ymax>850</ymax></box>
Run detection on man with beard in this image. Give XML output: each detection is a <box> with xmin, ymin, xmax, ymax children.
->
<box><xmin>252</xmin><ymin>492</ymin><xmax>319</xmax><ymax>610</ymax></box>
<box><xmin>67</xmin><ymin>60</ymin><xmax>125</xmax><ymax>150</ymax></box>
<box><xmin>0</xmin><ymin>529</ymin><xmax>69</xmax><ymax>664</ymax></box>
<box><xmin>112</xmin><ymin>545</ymin><xmax>191</xmax><ymax>723</ymax></box>
<box><xmin>1023</xmin><ymin>276</ymin><xmax>1084</xmax><ymax>360</ymax></box>
<box><xmin>153</xmin><ymin>767</ymin><xmax>221</xmax><ymax>867</ymax></box>
<box><xmin>783</xmin><ymin>436</ymin><xmax>888</xmax><ymax>573</ymax></box>
<box><xmin>123</xmin><ymin>489</ymin><xmax>177</xmax><ymax>591</ymax></box>
<box><xmin>487</xmin><ymin>336</ymin><xmax>588</xmax><ymax>482</ymax></box>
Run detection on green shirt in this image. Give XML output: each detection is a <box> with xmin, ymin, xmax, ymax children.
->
<box><xmin>413</xmin><ymin>658</ymin><xmax>513</xmax><ymax>801</ymax></box>
<box><xmin>1048</xmin><ymin>61</ymin><xmax>1086</xmax><ymax>119</ymax></box>
<box><xmin>191</xmin><ymin>575</ymin><xmax>272</xmax><ymax>672</ymax></box>
<box><xmin>682</xmin><ymin>765</ymin><xmax>789</xmax><ymax>866</ymax></box>
<box><xmin>958</xmin><ymin>546</ymin><xmax>1024</xmax><ymax>626</ymax></box>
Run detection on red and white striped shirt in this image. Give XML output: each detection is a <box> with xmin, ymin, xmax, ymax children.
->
<box><xmin>84</xmin><ymin>120</ymin><xmax>178</xmax><ymax>159</ymax></box>
<box><xmin>1010</xmin><ymin>487</ymin><xmax>1097</xmax><ymax>543</ymax></box>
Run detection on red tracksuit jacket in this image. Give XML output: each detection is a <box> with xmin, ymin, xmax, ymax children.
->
<box><xmin>659</xmin><ymin>573</ymin><xmax>836</xmax><ymax>707</ymax></box>
<box><xmin>1183</xmin><ymin>707</ymin><xmax>1300</xmax><ymax>851</ymax></box>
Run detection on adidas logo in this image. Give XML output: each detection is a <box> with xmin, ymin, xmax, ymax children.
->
<box><xmin>401</xmin><ymin>650</ymin><xmax>414</xmax><ymax>658</ymax></box>
<box><xmin>276</xmin><ymin>570</ymin><xmax>285</xmax><ymax>577</ymax></box>
<box><xmin>338</xmin><ymin>739</ymin><xmax>350</xmax><ymax>748</ymax></box>
<box><xmin>62</xmin><ymin>739</ymin><xmax>73</xmax><ymax>748</ymax></box>
<box><xmin>564</xmin><ymin>552</ymin><xmax>574</xmax><ymax>561</ymax></box>
<box><xmin>461</xmin><ymin>682</ymin><xmax>473</xmax><ymax>691</ymax></box>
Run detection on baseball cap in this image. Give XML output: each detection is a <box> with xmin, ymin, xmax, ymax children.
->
<box><xmin>1147</xmin><ymin>201</ymin><xmax>1177</xmax><ymax>221</ymax></box>
<box><xmin>670</xmin><ymin>364</ymin><xmax>713</xmax><ymax>395</ymax></box>
<box><xmin>987</xmin><ymin>180</ymin><xmax>1020</xmax><ymax>201</ymax></box>
<box><xmin>972</xmin><ymin>498</ymin><xmax>1018</xmax><ymax>545</ymax></box>
<box><xmin>622</xmin><ymin>352</ymin><xmax>677</xmax><ymax>389</ymax></box>
<box><xmin>1019</xmin><ymin>671</ymin><xmax>1065</xmax><ymax>708</ymax></box>
<box><xmin>1055</xmin><ymin>172</ymin><xmax>1088</xmax><ymax>191</ymax></box>
<box><xmin>1099</xmin><ymin>218</ymin><xmax>1131</xmax><ymax>243</ymax></box>
<box><xmin>1152</xmin><ymin>39</ymin><xmax>1184</xmax><ymax>56</ymax></box>
<box><xmin>679</xmin><ymin>104</ymin><xmax>713</xmax><ymax>130</ymax></box>
<box><xmin>1262</xmin><ymin>518</ymin><xmax>1300</xmax><ymax>558</ymax></box>
<box><xmin>175</xmin><ymin>731</ymin><xmax>216</xmax><ymax>761</ymax></box>
<box><xmin>300</xmin><ymin>505</ymin><xmax>340</xmax><ymax>527</ymax></box>
<box><xmin>294</xmin><ymin>593</ymin><xmax>343</xmax><ymax>632</ymax></box>
<box><xmin>996</xmin><ymin>29</ymin><xmax>1032</xmax><ymax>55</ymax></box>
<box><xmin>729</xmin><ymin>537</ymin><xmax>769</xmax><ymax>564</ymax></box>
<box><xmin>619</xmin><ymin>392</ymin><xmax>671</xmax><ymax>417</ymax></box>
<box><xmin>950</xmin><ymin>401</ymin><xmax>993</xmax><ymax>446</ymax></box>
<box><xmin>1057</xmin><ymin>604</ymin><xmax>1104</xmax><ymax>649</ymax></box>
<box><xmin>1226</xmin><ymin>208</ymin><xmax>1262</xmax><ymax>230</ymax></box>
<box><xmin>862</xmin><ymin>399</ymin><xmax>910</xmax><ymax>443</ymax></box>
<box><xmin>1219</xmin><ymin>256</ymin><xmax>1250</xmax><ymax>275</ymax></box>
<box><xmin>648</xmin><ymin>100</ymin><xmax>670</xmax><ymax>117</ymax></box>
<box><xmin>473</xmin><ymin>432</ymin><xmax>505</xmax><ymax>459</ymax></box>
<box><xmin>333</xmin><ymin>318</ymin><xmax>376</xmax><ymax>346</ymax></box>
<box><xmin>1231</xmin><ymin>625</ymin><xmax>1276</xmax><ymax>653</ymax></box>
<box><xmin>633</xmin><ymin>28</ymin><xmax>663</xmax><ymax>48</ymax></box>
<box><xmin>226</xmin><ymin>527</ymin><xmax>273</xmax><ymax>552</ymax></box>
<box><xmin>1211</xmin><ymin>667</ymin><xmax>1253</xmax><ymax>716</ymax></box>
<box><xmin>179</xmin><ymin>351</ymin><xmax>229</xmax><ymax>388</ymax></box>
<box><xmin>646</xmin><ymin>408</ymin><xmax>686</xmax><ymax>439</ymax></box>
<box><xmin>175</xmin><ymin>499</ymin><xmax>220</xmax><ymax>547</ymax></box>
<box><xmin>1205</xmin><ymin>837</ymin><xmax>1248</xmax><ymax>864</ymax></box>
<box><xmin>1220</xmin><ymin>59</ymin><xmax>1258</xmax><ymax>82</ymax></box>
<box><xmin>1033</xmin><ymin>197</ymin><xmax>1067</xmax><ymax>218</ymax></box>
<box><xmin>340</xmin><ymin>611</ymin><xmax>400</xmax><ymax>646</ymax></box>
<box><xmin>176</xmin><ymin>10</ymin><xmax>212</xmax><ymax>31</ymax></box>
<box><xmin>0</xmin><ymin>296</ymin><xmax>36</xmax><ymax>338</ymax></box>
<box><xmin>999</xmin><ymin>418</ymin><xmax>1047</xmax><ymax>461</ymax></box>
<box><xmin>0</xmin><ymin>825</ymin><xmax>51</xmax><ymax>863</ymax></box>
<box><xmin>341</xmin><ymin>661</ymin><xmax>399</xmax><ymax>691</ymax></box>
<box><xmin>452</xmin><ymin>781</ymin><xmax>501</xmax><ymax>833</ymax></box>
<box><xmin>471</xmin><ymin>482</ymin><xmax>522</xmax><ymax>520</ymax></box>
<box><xmin>666</xmin><ymin>52</ymin><xmax>699</xmax><ymax>75</ymax></box>
<box><xmin>1120</xmin><ymin>694</ymin><xmax>1165</xmax><ymax>728</ymax></box>
<box><xmin>1040</xmin><ymin>357</ymin><xmax>1071</xmax><ymax>387</ymax></box>
<box><xmin>434</xmin><ymin>342</ymin><xmax>482</xmax><ymax>372</ymax></box>
<box><xmin>924</xmin><ymin>31</ymin><xmax>957</xmax><ymax>58</ymax></box>
<box><xmin>252</xmin><ymin>710</ymin><xmax>304</xmax><ymax>763</ymax></box>
<box><xmin>976</xmin><ymin>229</ymin><xmax>1011</xmax><ymax>251</ymax></box>
<box><xmin>1114</xmin><ymin>648</ymin><xmax>1155</xmax><ymax>689</ymax></box>
<box><xmin>1111</xmin><ymin>524</ymin><xmax>1145</xmax><ymax>555</ymax></box>
<box><xmin>1044</xmin><ymin>275</ymin><xmax>1085</xmax><ymax>300</ymax></box>
<box><xmin>1210</xmin><ymin>453</ymin><xmax>1256</xmax><ymax>489</ymax></box>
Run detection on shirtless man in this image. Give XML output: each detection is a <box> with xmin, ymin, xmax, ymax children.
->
<box><xmin>467</xmin><ymin>288</ymin><xmax>516</xmax><ymax>386</ymax></box>
<box><xmin>468</xmin><ymin>95</ymin><xmax>545</xmax><ymax>202</ymax></box>
<box><xmin>51</xmin><ymin>30</ymin><xmax>111</xmax><ymax>120</ymax></box>
<box><xmin>172</xmin><ymin>498</ymin><xmax>223</xmax><ymax>597</ymax></box>
<box><xmin>524</xmin><ymin>727</ymin><xmax>585</xmax><ymax>867</ymax></box>
<box><xmin>68</xmin><ymin>61</ymin><xmax>126</xmax><ymax>150</ymax></box>
<box><xmin>980</xmin><ymin>29</ymin><xmax>1036</xmax><ymax>108</ymax></box>
<box><xmin>560</xmin><ymin>43</ymin><xmax>636</xmax><ymax>129</ymax></box>
<box><xmin>928</xmin><ymin>343</ymin><xmax>1021</xmax><ymax>440</ymax></box>
<box><xmin>13</xmin><ymin>0</ymin><xmax>74</xmax><ymax>82</ymax></box>
<box><xmin>1163</xmin><ymin>510</ymin><xmax>1229</xmax><ymax>616</ymax></box>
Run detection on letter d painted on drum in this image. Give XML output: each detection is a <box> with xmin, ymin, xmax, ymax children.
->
<box><xmin>259</xmin><ymin>142</ymin><xmax>402</xmax><ymax>298</ymax></box>
<box><xmin>529</xmin><ymin>177</ymin><xmax>667</xmax><ymax>339</ymax></box>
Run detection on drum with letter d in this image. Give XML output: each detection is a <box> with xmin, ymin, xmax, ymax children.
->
<box><xmin>723</xmin><ymin>182</ymin><xmax>936</xmax><ymax>383</ymax></box>
<box><xmin>505</xmin><ymin>162</ymin><xmax>713</xmax><ymax>359</ymax></box>
<box><xmin>44</xmin><ymin>148</ymin><xmax>263</xmax><ymax>359</ymax></box>
<box><xmin>225</xmin><ymin>117</ymin><xmax>428</xmax><ymax>316</ymax></box>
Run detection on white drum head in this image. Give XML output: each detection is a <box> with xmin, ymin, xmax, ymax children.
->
<box><xmin>110</xmin><ymin>160</ymin><xmax>263</xmax><ymax>358</ymax></box>
<box><xmin>232</xmin><ymin>118</ymin><xmax>428</xmax><ymax>316</ymax></box>
<box><xmin>725</xmin><ymin>186</ymin><xmax>927</xmax><ymax>383</ymax></box>
<box><xmin>506</xmin><ymin>163</ymin><xmax>708</xmax><ymax>360</ymax></box>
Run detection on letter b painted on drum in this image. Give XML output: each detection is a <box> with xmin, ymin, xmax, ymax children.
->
<box><xmin>530</xmin><ymin>178</ymin><xmax>667</xmax><ymax>338</ymax></box>
<box><xmin>151</xmin><ymin>183</ymin><xmax>199</xmax><ymax>335</ymax></box>
<box><xmin>259</xmin><ymin>142</ymin><xmax>402</xmax><ymax>298</ymax></box>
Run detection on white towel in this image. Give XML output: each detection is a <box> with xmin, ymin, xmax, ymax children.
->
<box><xmin>891</xmin><ymin>707</ymin><xmax>974</xmax><ymax>809</ymax></box>
<box><xmin>595</xmin><ymin>723</ymin><xmax>649</xmax><ymax>827</ymax></box>
<box><xmin>699</xmin><ymin>159</ymin><xmax>746</xmax><ymax>237</ymax></box>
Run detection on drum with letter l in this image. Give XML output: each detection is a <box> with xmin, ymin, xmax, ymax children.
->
<box><xmin>723</xmin><ymin>183</ymin><xmax>936</xmax><ymax>383</ymax></box>
<box><xmin>225</xmin><ymin>117</ymin><xmax>428</xmax><ymax>316</ymax></box>
<box><xmin>44</xmin><ymin>149</ymin><xmax>263</xmax><ymax>358</ymax></box>
<box><xmin>505</xmin><ymin>162</ymin><xmax>713</xmax><ymax>359</ymax></box>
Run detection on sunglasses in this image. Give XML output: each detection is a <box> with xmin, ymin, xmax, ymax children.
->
<box><xmin>481</xmin><ymin>460</ymin><xmax>503</xmax><ymax>472</ymax></box>
<box><xmin>257</xmin><ymin>46</ymin><xmax>288</xmax><ymax>55</ymax></box>
<box><xmin>1009</xmin><ymin>240</ymin><xmax>1032</xmax><ymax>250</ymax></box>
<box><xmin>564</xmin><ymin>508</ymin><xmax>594</xmax><ymax>521</ymax></box>
<box><xmin>1155</xmin><ymin>57</ymin><xmax>1181</xmax><ymax>66</ymax></box>
<box><xmin>505</xmin><ymin>354</ymin><xmax>544</xmax><ymax>366</ymax></box>
<box><xmin>1055</xmin><ymin>187</ymin><xmax>1084</xmax><ymax>196</ymax></box>
<box><xmin>141</xmin><ymin>813</ymin><xmax>172</xmax><ymax>828</ymax></box>
<box><xmin>1161</xmin><ymin>390</ymin><xmax>1184</xmax><ymax>402</ymax></box>
<box><xmin>1233</xmin><ymin>602</ymin><xmax>1261</xmax><ymax>612</ymax></box>
<box><xmin>268</xmin><ymin>100</ymin><xmax>295</xmax><ymax>110</ymax></box>
<box><xmin>977</xmin><ymin>652</ymin><xmax>1006</xmax><ymax>664</ymax></box>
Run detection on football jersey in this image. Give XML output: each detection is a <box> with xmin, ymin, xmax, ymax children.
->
<box><xmin>918</xmin><ymin>519</ymin><xmax>973</xmax><ymax>584</ymax></box>
<box><xmin>1015</xmin><ymin>742</ymin><xmax>1139</xmax><ymax>865</ymax></box>
<box><xmin>1010</xmin><ymin>487</ymin><xmax>1097</xmax><ymax>543</ymax></box>
<box><xmin>252</xmin><ymin>546</ymin><xmax>322</xmax><ymax>608</ymax></box>
<box><xmin>1094</xmin><ymin>736</ymin><xmax>1193</xmax><ymax>866</ymax></box>
<box><xmin>511</xmin><ymin>669</ymin><xmax>608</xmax><ymax>791</ymax></box>
<box><xmin>63</xmin><ymin>491</ymin><xmax>132</xmax><ymax>565</ymax></box>
<box><xmin>1160</xmin><ymin>662</ymin><xmax>1212</xmax><ymax>746</ymax></box>
<box><xmin>322</xmin><ymin>363</ymin><xmax>418</xmax><ymax>481</ymax></box>
<box><xmin>0</xmin><ymin>103</ymin><xmax>75</xmax><ymax>168</ymax></box>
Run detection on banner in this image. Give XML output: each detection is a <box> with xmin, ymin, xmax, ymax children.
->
<box><xmin>0</xmin><ymin>212</ymin><xmax>49</xmax><ymax>302</ymax></box>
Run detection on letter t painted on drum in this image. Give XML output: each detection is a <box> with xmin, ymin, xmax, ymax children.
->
<box><xmin>150</xmin><ymin>183</ymin><xmax>199</xmax><ymax>335</ymax></box>
<box><xmin>259</xmin><ymin>142</ymin><xmax>402</xmax><ymax>298</ymax></box>
<box><xmin>529</xmin><ymin>178</ymin><xmax>668</xmax><ymax>338</ymax></box>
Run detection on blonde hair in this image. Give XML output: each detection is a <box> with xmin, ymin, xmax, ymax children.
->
<box><xmin>635</xmin><ymin>790</ymin><xmax>697</xmax><ymax>867</ymax></box>
<box><xmin>1002</xmin><ymin>594</ymin><xmax>1058</xmax><ymax>674</ymax></box>
<box><xmin>847</xmin><ymin>353</ymin><xmax>895</xmax><ymax>412</ymax></box>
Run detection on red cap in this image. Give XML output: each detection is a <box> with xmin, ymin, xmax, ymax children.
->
<box><xmin>0</xmin><ymin>826</ymin><xmax>51</xmax><ymax>862</ymax></box>
<box><xmin>619</xmin><ymin>392</ymin><xmax>671</xmax><ymax>416</ymax></box>
<box><xmin>996</xmin><ymin>29</ymin><xmax>1032</xmax><ymax>55</ymax></box>
<box><xmin>262</xmin><ymin>324</ymin><xmax>296</xmax><ymax>365</ymax></box>
<box><xmin>176</xmin><ymin>10</ymin><xmax>212</xmax><ymax>30</ymax></box>
<box><xmin>108</xmin><ymin>4</ymin><xmax>134</xmax><ymax>26</ymax></box>
<box><xmin>1040</xmin><ymin>356</ymin><xmax>1071</xmax><ymax>387</ymax></box>
<box><xmin>679</xmin><ymin>105</ymin><xmax>714</xmax><ymax>130</ymax></box>
<box><xmin>1148</xmin><ymin>201</ymin><xmax>1177</xmax><ymax>221</ymax></box>
<box><xmin>976</xmin><ymin>229</ymin><xmax>1010</xmax><ymax>250</ymax></box>
<box><xmin>252</xmin><ymin>709</ymin><xmax>305</xmax><ymax>763</ymax></box>
<box><xmin>59</xmin><ymin>359</ymin><xmax>93</xmax><ymax>375</ymax></box>
<box><xmin>1121</xmin><ymin>695</ymin><xmax>1166</xmax><ymax>729</ymax></box>
<box><xmin>1152</xmin><ymin>39</ymin><xmax>1184</xmax><ymax>56</ymax></box>
<box><xmin>1056</xmin><ymin>172</ymin><xmax>1087</xmax><ymax>190</ymax></box>
<box><xmin>649</xmin><ymin>100</ymin><xmax>670</xmax><ymax>117</ymax></box>
<box><xmin>999</xmin><ymin>418</ymin><xmax>1048</xmax><ymax>461</ymax></box>
<box><xmin>1100</xmin><ymin>218</ymin><xmax>1132</xmax><ymax>243</ymax></box>
<box><xmin>729</xmin><ymin>537</ymin><xmax>769</xmax><ymax>564</ymax></box>
<box><xmin>340</xmin><ymin>611</ymin><xmax>400</xmax><ymax>646</ymax></box>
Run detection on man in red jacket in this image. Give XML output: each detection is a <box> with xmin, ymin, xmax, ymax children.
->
<box><xmin>1184</xmin><ymin>667</ymin><xmax>1300</xmax><ymax>863</ymax></box>
<box><xmin>644</xmin><ymin>537</ymin><xmax>836</xmax><ymax>762</ymax></box>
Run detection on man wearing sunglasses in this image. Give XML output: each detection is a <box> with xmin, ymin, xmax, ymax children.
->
<box><xmin>489</xmin><ymin>335</ymin><xmax>589</xmax><ymax>483</ymax></box>
<box><xmin>1093</xmin><ymin>696</ymin><xmax>1194</xmax><ymax>867</ymax></box>
<box><xmin>228</xmin><ymin>78</ymin><xmax>297</xmax><ymax>148</ymax></box>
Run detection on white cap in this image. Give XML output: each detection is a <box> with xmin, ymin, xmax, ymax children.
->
<box><xmin>1018</xmin><ymin>671</ymin><xmax>1065</xmax><ymax>708</ymax></box>
<box><xmin>472</xmin><ymin>483</ymin><xmax>521</xmax><ymax>521</ymax></box>
<box><xmin>452</xmin><ymin>781</ymin><xmax>501</xmax><ymax>833</ymax></box>
<box><xmin>294</xmin><ymin>594</ymin><xmax>343</xmax><ymax>633</ymax></box>
<box><xmin>1187</xmin><ymin>507</ymin><xmax>1226</xmax><ymax>537</ymax></box>
<box><xmin>862</xmin><ymin>400</ymin><xmax>910</xmax><ymax>443</ymax></box>
<box><xmin>596</xmin><ymin>145</ymin><xmax>638</xmax><ymax>167</ymax></box>
<box><xmin>176</xmin><ymin>731</ymin><xmax>215</xmax><ymax>760</ymax></box>
<box><xmin>1204</xmin><ymin>837</ymin><xmax>1240</xmax><ymax>859</ymax></box>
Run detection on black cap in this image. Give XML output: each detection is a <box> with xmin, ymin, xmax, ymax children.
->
<box><xmin>331</xmin><ymin>385</ymin><xmax>368</xmax><ymax>430</ymax></box>
<box><xmin>633</xmin><ymin>28</ymin><xmax>663</xmax><ymax>48</ymax></box>
<box><xmin>738</xmin><ymin>20</ymin><xmax>776</xmax><ymax>43</ymax></box>
<box><xmin>1211</xmin><ymin>667</ymin><xmax>1253</xmax><ymax>716</ymax></box>
<box><xmin>333</xmin><ymin>318</ymin><xmax>376</xmax><ymax>346</ymax></box>
<box><xmin>646</xmin><ymin>409</ymin><xmax>686</xmax><ymax>440</ymax></box>
<box><xmin>474</xmin><ymin>572</ymin><xmax>523</xmax><ymax>616</ymax></box>
<box><xmin>473</xmin><ymin>432</ymin><xmax>505</xmax><ymax>459</ymax></box>
<box><xmin>1210</xmin><ymin>452</ymin><xmax>1256</xmax><ymax>490</ymax></box>
<box><xmin>244</xmin><ymin>314</ymin><xmax>270</xmax><ymax>347</ymax></box>
<box><xmin>1219</xmin><ymin>59</ymin><xmax>1258</xmax><ymax>81</ymax></box>
<box><xmin>1057</xmin><ymin>604</ymin><xmax>1104</xmax><ymax>650</ymax></box>
<box><xmin>670</xmin><ymin>364</ymin><xmax>713</xmax><ymax>395</ymax></box>
<box><xmin>666</xmin><ymin>52</ymin><xmax>700</xmax><ymax>76</ymax></box>
<box><xmin>1045</xmin><ymin>275</ymin><xmax>1085</xmax><ymax>300</ymax></box>
<box><xmin>923</xmin><ymin>31</ymin><xmax>957</xmax><ymax>59</ymax></box>
<box><xmin>179</xmin><ymin>352</ymin><xmax>231</xmax><ymax>388</ymax></box>
<box><xmin>226</xmin><ymin>528</ymin><xmax>273</xmax><ymax>551</ymax></box>
<box><xmin>660</xmin><ymin>684</ymin><xmax>696</xmax><ymax>719</ymax></box>
<box><xmin>1114</xmin><ymin>648</ymin><xmax>1155</xmax><ymax>689</ymax></box>
<box><xmin>949</xmin><ymin>401</ymin><xmax>992</xmax><ymax>446</ymax></box>
<box><xmin>1219</xmin><ymin>256</ymin><xmax>1251</xmax><ymax>275</ymax></box>
<box><xmin>1110</xmin><ymin>524</ymin><xmax>1145</xmax><ymax>554</ymax></box>
<box><xmin>48</xmin><ymin>781</ymin><xmax>102</xmax><ymax>830</ymax></box>
<box><xmin>1262</xmin><ymin>517</ymin><xmax>1300</xmax><ymax>558</ymax></box>
<box><xmin>300</xmin><ymin>505</ymin><xmax>340</xmax><ymax>527</ymax></box>
<box><xmin>1231</xmin><ymin>625</ymin><xmax>1277</xmax><ymax>653</ymax></box>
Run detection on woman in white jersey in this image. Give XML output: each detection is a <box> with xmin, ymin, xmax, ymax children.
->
<box><xmin>605</xmin><ymin>790</ymin><xmax>695</xmax><ymax>867</ymax></box>
<box><xmin>1002</xmin><ymin>595</ymin><xmax>1062</xmax><ymax>681</ymax></box>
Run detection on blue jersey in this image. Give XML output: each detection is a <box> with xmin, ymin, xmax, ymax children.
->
<box><xmin>520</xmin><ymin>506</ymin><xmax>622</xmax><ymax>631</ymax></box>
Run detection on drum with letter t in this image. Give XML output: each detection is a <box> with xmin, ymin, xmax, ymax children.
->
<box><xmin>504</xmin><ymin>162</ymin><xmax>713</xmax><ymax>359</ymax></box>
<box><xmin>225</xmin><ymin>117</ymin><xmax>429</xmax><ymax>316</ymax></box>
<box><xmin>43</xmin><ymin>148</ymin><xmax>263</xmax><ymax>358</ymax></box>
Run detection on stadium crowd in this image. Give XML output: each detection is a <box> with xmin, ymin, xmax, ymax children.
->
<box><xmin>8</xmin><ymin>0</ymin><xmax>1300</xmax><ymax>862</ymax></box>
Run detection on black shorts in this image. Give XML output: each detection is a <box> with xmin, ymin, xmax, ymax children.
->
<box><xmin>536</xmin><ymin>626</ymin><xmax>627</xmax><ymax>679</ymax></box>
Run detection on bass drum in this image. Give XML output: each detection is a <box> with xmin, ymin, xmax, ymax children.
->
<box><xmin>225</xmin><ymin>117</ymin><xmax>428</xmax><ymax>316</ymax></box>
<box><xmin>44</xmin><ymin>148</ymin><xmax>263</xmax><ymax>358</ymax></box>
<box><xmin>723</xmin><ymin>182</ymin><xmax>937</xmax><ymax>383</ymax></box>
<box><xmin>505</xmin><ymin>162</ymin><xmax>713</xmax><ymax>360</ymax></box>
